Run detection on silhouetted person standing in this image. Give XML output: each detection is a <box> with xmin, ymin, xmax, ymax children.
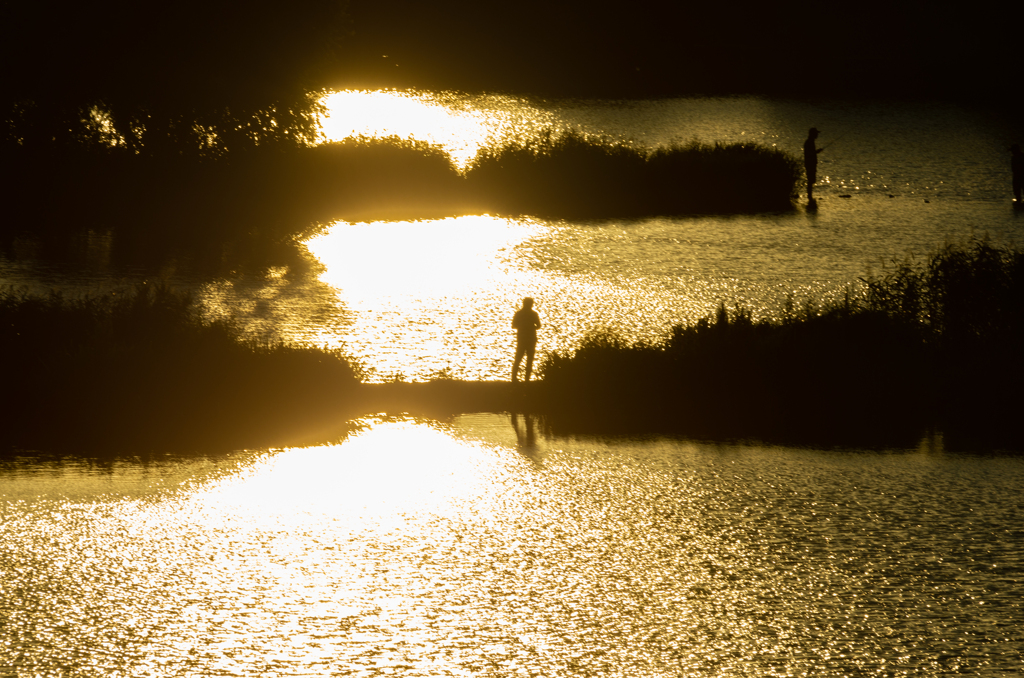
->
<box><xmin>1012</xmin><ymin>144</ymin><xmax>1024</xmax><ymax>203</ymax></box>
<box><xmin>511</xmin><ymin>297</ymin><xmax>541</xmax><ymax>382</ymax></box>
<box><xmin>804</xmin><ymin>127</ymin><xmax>824</xmax><ymax>200</ymax></box>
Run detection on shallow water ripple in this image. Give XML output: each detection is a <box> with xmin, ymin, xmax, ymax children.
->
<box><xmin>2</xmin><ymin>418</ymin><xmax>1022</xmax><ymax>676</ymax></box>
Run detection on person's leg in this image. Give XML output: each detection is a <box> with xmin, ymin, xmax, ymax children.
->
<box><xmin>512</xmin><ymin>344</ymin><xmax>525</xmax><ymax>381</ymax></box>
<box><xmin>524</xmin><ymin>345</ymin><xmax>536</xmax><ymax>381</ymax></box>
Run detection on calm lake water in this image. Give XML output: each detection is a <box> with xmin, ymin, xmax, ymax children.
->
<box><xmin>2</xmin><ymin>93</ymin><xmax>1023</xmax><ymax>674</ymax></box>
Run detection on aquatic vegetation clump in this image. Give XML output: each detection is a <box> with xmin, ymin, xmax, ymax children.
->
<box><xmin>465</xmin><ymin>130</ymin><xmax>645</xmax><ymax>217</ymax></box>
<box><xmin>539</xmin><ymin>239</ymin><xmax>1024</xmax><ymax>445</ymax></box>
<box><xmin>646</xmin><ymin>140</ymin><xmax>803</xmax><ymax>213</ymax></box>
<box><xmin>465</xmin><ymin>130</ymin><xmax>802</xmax><ymax>217</ymax></box>
<box><xmin>858</xmin><ymin>238</ymin><xmax>1024</xmax><ymax>431</ymax></box>
<box><xmin>0</xmin><ymin>284</ymin><xmax>363</xmax><ymax>452</ymax></box>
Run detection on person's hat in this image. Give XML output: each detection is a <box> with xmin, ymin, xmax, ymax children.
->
<box><xmin>809</xmin><ymin>127</ymin><xmax>820</xmax><ymax>134</ymax></box>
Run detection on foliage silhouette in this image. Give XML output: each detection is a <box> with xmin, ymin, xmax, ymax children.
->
<box><xmin>4</xmin><ymin>132</ymin><xmax>800</xmax><ymax>274</ymax></box>
<box><xmin>1</xmin><ymin>0</ymin><xmax>347</xmax><ymax>156</ymax></box>
<box><xmin>1</xmin><ymin>284</ymin><xmax>362</xmax><ymax>452</ymax></box>
<box><xmin>3</xmin><ymin>136</ymin><xmax>464</xmax><ymax>270</ymax></box>
<box><xmin>467</xmin><ymin>131</ymin><xmax>801</xmax><ymax>217</ymax></box>
<box><xmin>538</xmin><ymin>239</ymin><xmax>1024</xmax><ymax>446</ymax></box>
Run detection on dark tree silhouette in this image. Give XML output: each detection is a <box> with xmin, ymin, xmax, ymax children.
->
<box><xmin>1</xmin><ymin>0</ymin><xmax>348</xmax><ymax>155</ymax></box>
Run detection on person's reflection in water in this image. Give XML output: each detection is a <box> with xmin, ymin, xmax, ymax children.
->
<box><xmin>511</xmin><ymin>297</ymin><xmax>541</xmax><ymax>382</ymax></box>
<box><xmin>1011</xmin><ymin>144</ymin><xmax>1024</xmax><ymax>205</ymax></box>
<box><xmin>511</xmin><ymin>412</ymin><xmax>542</xmax><ymax>463</ymax></box>
<box><xmin>804</xmin><ymin>127</ymin><xmax>824</xmax><ymax>202</ymax></box>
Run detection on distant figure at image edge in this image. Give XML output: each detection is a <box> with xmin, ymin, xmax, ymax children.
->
<box><xmin>1011</xmin><ymin>144</ymin><xmax>1024</xmax><ymax>203</ymax></box>
<box><xmin>804</xmin><ymin>127</ymin><xmax>824</xmax><ymax>200</ymax></box>
<box><xmin>511</xmin><ymin>297</ymin><xmax>541</xmax><ymax>382</ymax></box>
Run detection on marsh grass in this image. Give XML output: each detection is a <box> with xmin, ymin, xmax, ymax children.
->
<box><xmin>1</xmin><ymin>284</ymin><xmax>363</xmax><ymax>452</ymax></box>
<box><xmin>465</xmin><ymin>131</ymin><xmax>802</xmax><ymax>217</ymax></box>
<box><xmin>539</xmin><ymin>239</ymin><xmax>1024</xmax><ymax>445</ymax></box>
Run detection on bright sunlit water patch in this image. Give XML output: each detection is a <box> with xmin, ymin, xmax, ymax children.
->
<box><xmin>194</xmin><ymin>418</ymin><xmax>515</xmax><ymax>524</ymax></box>
<box><xmin>301</xmin><ymin>215</ymin><xmax>742</xmax><ymax>381</ymax></box>
<box><xmin>320</xmin><ymin>90</ymin><xmax>564</xmax><ymax>169</ymax></box>
<box><xmin>3</xmin><ymin>416</ymin><xmax>1022</xmax><ymax>676</ymax></box>
<box><xmin>307</xmin><ymin>215</ymin><xmax>540</xmax><ymax>300</ymax></box>
<box><xmin>321</xmin><ymin>90</ymin><xmax>488</xmax><ymax>168</ymax></box>
<box><xmin>303</xmin><ymin>215</ymin><xmax>547</xmax><ymax>380</ymax></box>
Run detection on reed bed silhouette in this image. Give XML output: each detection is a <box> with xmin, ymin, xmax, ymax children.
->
<box><xmin>1</xmin><ymin>284</ymin><xmax>363</xmax><ymax>452</ymax></box>
<box><xmin>5</xmin><ymin>132</ymin><xmax>801</xmax><ymax>268</ymax></box>
<box><xmin>3</xmin><ymin>137</ymin><xmax>464</xmax><ymax>270</ymax></box>
<box><xmin>537</xmin><ymin>239</ymin><xmax>1024</xmax><ymax>446</ymax></box>
<box><xmin>466</xmin><ymin>131</ymin><xmax>802</xmax><ymax>217</ymax></box>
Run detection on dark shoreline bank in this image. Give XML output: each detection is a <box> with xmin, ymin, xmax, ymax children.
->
<box><xmin>351</xmin><ymin>381</ymin><xmax>1021</xmax><ymax>454</ymax></box>
<box><xmin>354</xmin><ymin>381</ymin><xmax>536</xmax><ymax>419</ymax></box>
<box><xmin>4</xmin><ymin>379</ymin><xmax>1019</xmax><ymax>457</ymax></box>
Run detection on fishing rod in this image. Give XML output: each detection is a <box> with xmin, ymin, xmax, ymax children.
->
<box><xmin>818</xmin><ymin>131</ymin><xmax>849</xmax><ymax>152</ymax></box>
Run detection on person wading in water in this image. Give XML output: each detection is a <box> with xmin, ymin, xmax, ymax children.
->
<box><xmin>511</xmin><ymin>297</ymin><xmax>541</xmax><ymax>383</ymax></box>
<box><xmin>804</xmin><ymin>127</ymin><xmax>824</xmax><ymax>200</ymax></box>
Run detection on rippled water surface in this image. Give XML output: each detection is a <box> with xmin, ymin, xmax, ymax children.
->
<box><xmin>2</xmin><ymin>416</ymin><xmax>1022</xmax><ymax>676</ymax></box>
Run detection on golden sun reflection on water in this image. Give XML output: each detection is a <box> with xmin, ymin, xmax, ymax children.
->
<box><xmin>4</xmin><ymin>416</ymin><xmax>1021</xmax><ymax>675</ymax></box>
<box><xmin>196</xmin><ymin>212</ymin><xmax>847</xmax><ymax>383</ymax></box>
<box><xmin>319</xmin><ymin>90</ymin><xmax>563</xmax><ymax>169</ymax></box>
<box><xmin>320</xmin><ymin>90</ymin><xmax>492</xmax><ymax>169</ymax></box>
<box><xmin>306</xmin><ymin>215</ymin><xmax>540</xmax><ymax>299</ymax></box>
<box><xmin>197</xmin><ymin>418</ymin><xmax>515</xmax><ymax>523</ymax></box>
<box><xmin>305</xmin><ymin>215</ymin><xmax>556</xmax><ymax>380</ymax></box>
<box><xmin>302</xmin><ymin>214</ymin><xmax>759</xmax><ymax>382</ymax></box>
<box><xmin>151</xmin><ymin>417</ymin><xmax>547</xmax><ymax>677</ymax></box>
